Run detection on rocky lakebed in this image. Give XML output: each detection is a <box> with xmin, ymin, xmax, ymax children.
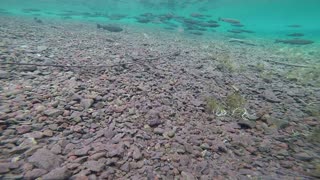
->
<box><xmin>0</xmin><ymin>16</ymin><xmax>319</xmax><ymax>180</ymax></box>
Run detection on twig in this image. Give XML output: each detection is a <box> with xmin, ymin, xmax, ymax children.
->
<box><xmin>264</xmin><ymin>59</ymin><xmax>314</xmax><ymax>68</ymax></box>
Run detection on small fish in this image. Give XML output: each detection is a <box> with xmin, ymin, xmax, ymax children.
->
<box><xmin>232</xmin><ymin>23</ymin><xmax>244</xmax><ymax>27</ymax></box>
<box><xmin>219</xmin><ymin>17</ymin><xmax>241</xmax><ymax>24</ymax></box>
<box><xmin>228</xmin><ymin>29</ymin><xmax>242</xmax><ymax>33</ymax></box>
<box><xmin>275</xmin><ymin>39</ymin><xmax>314</xmax><ymax>45</ymax></box>
<box><xmin>34</xmin><ymin>17</ymin><xmax>42</xmax><ymax>24</ymax></box>
<box><xmin>228</xmin><ymin>29</ymin><xmax>254</xmax><ymax>34</ymax></box>
<box><xmin>287</xmin><ymin>33</ymin><xmax>304</xmax><ymax>37</ymax></box>
<box><xmin>287</xmin><ymin>24</ymin><xmax>301</xmax><ymax>28</ymax></box>
<box><xmin>240</xmin><ymin>30</ymin><xmax>254</xmax><ymax>33</ymax></box>
<box><xmin>207</xmin><ymin>20</ymin><xmax>218</xmax><ymax>24</ymax></box>
<box><xmin>97</xmin><ymin>24</ymin><xmax>123</xmax><ymax>32</ymax></box>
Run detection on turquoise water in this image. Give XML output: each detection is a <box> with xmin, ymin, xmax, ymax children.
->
<box><xmin>1</xmin><ymin>0</ymin><xmax>320</xmax><ymax>41</ymax></box>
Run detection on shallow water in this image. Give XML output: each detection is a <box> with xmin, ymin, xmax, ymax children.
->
<box><xmin>1</xmin><ymin>1</ymin><xmax>320</xmax><ymax>179</ymax></box>
<box><xmin>1</xmin><ymin>0</ymin><xmax>320</xmax><ymax>42</ymax></box>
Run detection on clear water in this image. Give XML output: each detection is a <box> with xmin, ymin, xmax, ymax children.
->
<box><xmin>1</xmin><ymin>0</ymin><xmax>320</xmax><ymax>42</ymax></box>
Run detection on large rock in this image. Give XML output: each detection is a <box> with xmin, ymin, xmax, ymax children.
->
<box><xmin>42</xmin><ymin>167</ymin><xmax>70</xmax><ymax>180</ymax></box>
<box><xmin>24</xmin><ymin>169</ymin><xmax>47</xmax><ymax>179</ymax></box>
<box><xmin>28</xmin><ymin>148</ymin><xmax>62</xmax><ymax>170</ymax></box>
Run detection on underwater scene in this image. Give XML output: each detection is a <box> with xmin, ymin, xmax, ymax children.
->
<box><xmin>0</xmin><ymin>0</ymin><xmax>319</xmax><ymax>179</ymax></box>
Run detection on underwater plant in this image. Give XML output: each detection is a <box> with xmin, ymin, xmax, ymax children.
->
<box><xmin>307</xmin><ymin>127</ymin><xmax>320</xmax><ymax>144</ymax></box>
<box><xmin>226</xmin><ymin>92</ymin><xmax>246</xmax><ymax>111</ymax></box>
<box><xmin>285</xmin><ymin>66</ymin><xmax>320</xmax><ymax>87</ymax></box>
<box><xmin>256</xmin><ymin>62</ymin><xmax>265</xmax><ymax>71</ymax></box>
<box><xmin>214</xmin><ymin>53</ymin><xmax>237</xmax><ymax>72</ymax></box>
<box><xmin>305</xmin><ymin>103</ymin><xmax>320</xmax><ymax>117</ymax></box>
<box><xmin>205</xmin><ymin>97</ymin><xmax>226</xmax><ymax>116</ymax></box>
<box><xmin>260</xmin><ymin>70</ymin><xmax>273</xmax><ymax>81</ymax></box>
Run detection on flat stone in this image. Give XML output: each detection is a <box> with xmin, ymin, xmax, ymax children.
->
<box><xmin>74</xmin><ymin>146</ymin><xmax>91</xmax><ymax>156</ymax></box>
<box><xmin>37</xmin><ymin>45</ymin><xmax>48</xmax><ymax>52</ymax></box>
<box><xmin>17</xmin><ymin>125</ymin><xmax>32</xmax><ymax>134</ymax></box>
<box><xmin>238</xmin><ymin>119</ymin><xmax>255</xmax><ymax>129</ymax></box>
<box><xmin>0</xmin><ymin>70</ymin><xmax>9</xmax><ymax>79</ymax></box>
<box><xmin>200</xmin><ymin>143</ymin><xmax>210</xmax><ymax>150</ymax></box>
<box><xmin>27</xmin><ymin>131</ymin><xmax>43</xmax><ymax>139</ymax></box>
<box><xmin>130</xmin><ymin>161</ymin><xmax>144</xmax><ymax>169</ymax></box>
<box><xmin>120</xmin><ymin>162</ymin><xmax>130</xmax><ymax>172</ymax></box>
<box><xmin>154</xmin><ymin>128</ymin><xmax>164</xmax><ymax>135</ymax></box>
<box><xmin>263</xmin><ymin>90</ymin><xmax>281</xmax><ymax>103</ymax></box>
<box><xmin>44</xmin><ymin>109</ymin><xmax>63</xmax><ymax>117</ymax></box>
<box><xmin>132</xmin><ymin>146</ymin><xmax>142</xmax><ymax>160</ymax></box>
<box><xmin>294</xmin><ymin>152</ymin><xmax>313</xmax><ymax>161</ymax></box>
<box><xmin>0</xmin><ymin>163</ymin><xmax>10</xmax><ymax>174</ymax></box>
<box><xmin>88</xmin><ymin>152</ymin><xmax>106</xmax><ymax>160</ymax></box>
<box><xmin>108</xmin><ymin>144</ymin><xmax>124</xmax><ymax>157</ymax></box>
<box><xmin>166</xmin><ymin>130</ymin><xmax>175</xmax><ymax>138</ymax></box>
<box><xmin>148</xmin><ymin>119</ymin><xmax>163</xmax><ymax>127</ymax></box>
<box><xmin>51</xmin><ymin>144</ymin><xmax>62</xmax><ymax>154</ymax></box>
<box><xmin>28</xmin><ymin>148</ymin><xmax>62</xmax><ymax>170</ymax></box>
<box><xmin>70</xmin><ymin>111</ymin><xmax>82</xmax><ymax>122</ymax></box>
<box><xmin>24</xmin><ymin>169</ymin><xmax>48</xmax><ymax>179</ymax></box>
<box><xmin>81</xmin><ymin>99</ymin><xmax>94</xmax><ymax>109</ymax></box>
<box><xmin>84</xmin><ymin>160</ymin><xmax>104</xmax><ymax>172</ymax></box>
<box><xmin>43</xmin><ymin>129</ymin><xmax>53</xmax><ymax>137</ymax></box>
<box><xmin>42</xmin><ymin>167</ymin><xmax>70</xmax><ymax>180</ymax></box>
<box><xmin>181</xmin><ymin>171</ymin><xmax>195</xmax><ymax>180</ymax></box>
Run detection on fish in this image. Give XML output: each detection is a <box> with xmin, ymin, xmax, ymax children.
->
<box><xmin>207</xmin><ymin>20</ymin><xmax>218</xmax><ymax>24</ymax></box>
<box><xmin>228</xmin><ymin>29</ymin><xmax>254</xmax><ymax>34</ymax></box>
<box><xmin>232</xmin><ymin>23</ymin><xmax>244</xmax><ymax>27</ymax></box>
<box><xmin>240</xmin><ymin>30</ymin><xmax>254</xmax><ymax>33</ymax></box>
<box><xmin>34</xmin><ymin>17</ymin><xmax>43</xmax><ymax>24</ymax></box>
<box><xmin>275</xmin><ymin>39</ymin><xmax>314</xmax><ymax>45</ymax></box>
<box><xmin>97</xmin><ymin>24</ymin><xmax>123</xmax><ymax>32</ymax></box>
<box><xmin>287</xmin><ymin>33</ymin><xmax>304</xmax><ymax>37</ymax></box>
<box><xmin>228</xmin><ymin>29</ymin><xmax>242</xmax><ymax>33</ymax></box>
<box><xmin>199</xmin><ymin>22</ymin><xmax>220</xmax><ymax>28</ymax></box>
<box><xmin>287</xmin><ymin>24</ymin><xmax>301</xmax><ymax>28</ymax></box>
<box><xmin>219</xmin><ymin>17</ymin><xmax>241</xmax><ymax>24</ymax></box>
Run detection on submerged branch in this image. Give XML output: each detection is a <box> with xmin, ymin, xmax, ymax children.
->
<box><xmin>264</xmin><ymin>59</ymin><xmax>314</xmax><ymax>68</ymax></box>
